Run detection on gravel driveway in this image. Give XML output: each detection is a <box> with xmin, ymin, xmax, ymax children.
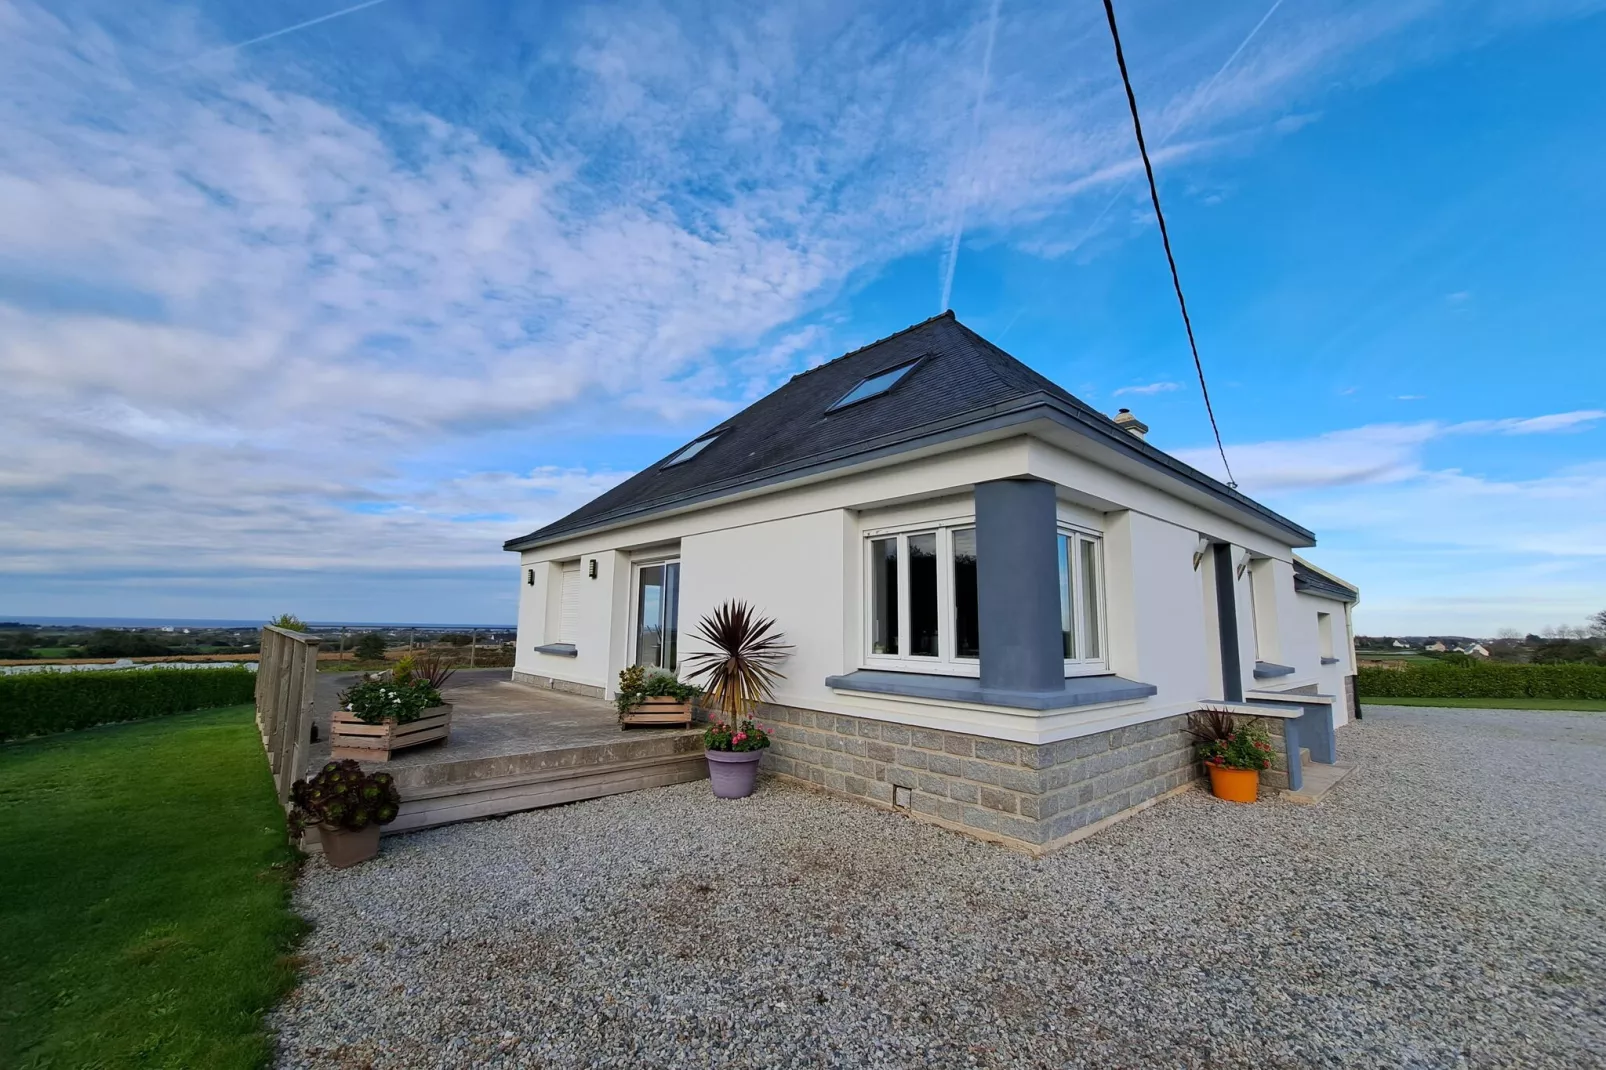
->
<box><xmin>272</xmin><ymin>706</ymin><xmax>1606</xmax><ymax>1069</ymax></box>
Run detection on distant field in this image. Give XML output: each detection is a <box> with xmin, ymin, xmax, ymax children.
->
<box><xmin>1357</xmin><ymin>652</ymin><xmax>1441</xmax><ymax>666</ymax></box>
<box><xmin>1362</xmin><ymin>696</ymin><xmax>1606</xmax><ymax>712</ymax></box>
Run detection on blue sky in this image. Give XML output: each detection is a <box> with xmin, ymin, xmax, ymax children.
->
<box><xmin>1</xmin><ymin>0</ymin><xmax>1602</xmax><ymax>633</ymax></box>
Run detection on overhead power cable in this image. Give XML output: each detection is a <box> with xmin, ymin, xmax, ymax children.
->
<box><xmin>1100</xmin><ymin>0</ymin><xmax>1238</xmax><ymax>489</ymax></box>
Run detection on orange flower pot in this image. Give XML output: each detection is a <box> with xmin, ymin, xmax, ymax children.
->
<box><xmin>1207</xmin><ymin>764</ymin><xmax>1260</xmax><ymax>803</ymax></box>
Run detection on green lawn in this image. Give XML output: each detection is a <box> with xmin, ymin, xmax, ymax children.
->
<box><xmin>0</xmin><ymin>705</ymin><xmax>303</xmax><ymax>1069</ymax></box>
<box><xmin>1361</xmin><ymin>695</ymin><xmax>1606</xmax><ymax>711</ymax></box>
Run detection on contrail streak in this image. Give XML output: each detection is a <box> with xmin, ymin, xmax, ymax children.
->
<box><xmin>162</xmin><ymin>0</ymin><xmax>393</xmax><ymax>71</ymax></box>
<box><xmin>1066</xmin><ymin>0</ymin><xmax>1284</xmax><ymax>254</ymax></box>
<box><xmin>939</xmin><ymin>0</ymin><xmax>1003</xmax><ymax>312</ymax></box>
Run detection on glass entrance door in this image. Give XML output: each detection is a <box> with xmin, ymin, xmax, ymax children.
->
<box><xmin>633</xmin><ymin>561</ymin><xmax>680</xmax><ymax>671</ymax></box>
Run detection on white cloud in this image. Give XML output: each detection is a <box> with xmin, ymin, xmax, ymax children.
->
<box><xmin>1176</xmin><ymin>415</ymin><xmax>1606</xmax><ymax>633</ymax></box>
<box><xmin>3</xmin><ymin>0</ymin><xmax>1599</xmax><ymax>619</ymax></box>
<box><xmin>1113</xmin><ymin>381</ymin><xmax>1181</xmax><ymax>397</ymax></box>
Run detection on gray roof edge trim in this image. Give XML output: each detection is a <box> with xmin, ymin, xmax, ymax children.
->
<box><xmin>504</xmin><ymin>394</ymin><xmax>1314</xmax><ymax>552</ymax></box>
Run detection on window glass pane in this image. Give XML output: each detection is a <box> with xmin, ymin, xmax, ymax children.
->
<box><xmin>662</xmin><ymin>562</ymin><xmax>680</xmax><ymax>670</ymax></box>
<box><xmin>870</xmin><ymin>538</ymin><xmax>899</xmax><ymax>655</ymax></box>
<box><xmin>953</xmin><ymin>528</ymin><xmax>979</xmax><ymax>658</ymax></box>
<box><xmin>664</xmin><ymin>434</ymin><xmax>719</xmax><ymax>466</ymax></box>
<box><xmin>1080</xmin><ymin>538</ymin><xmax>1101</xmax><ymax>660</ymax></box>
<box><xmin>1059</xmin><ymin>533</ymin><xmax>1075</xmax><ymax>658</ymax></box>
<box><xmin>908</xmin><ymin>533</ymin><xmax>939</xmax><ymax>657</ymax></box>
<box><xmin>635</xmin><ymin>564</ymin><xmax>665</xmax><ymax>668</ymax></box>
<box><xmin>829</xmin><ymin>362</ymin><xmax>917</xmax><ymax>410</ymax></box>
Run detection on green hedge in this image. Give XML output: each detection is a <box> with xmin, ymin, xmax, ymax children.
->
<box><xmin>1358</xmin><ymin>663</ymin><xmax>1606</xmax><ymax>701</ymax></box>
<box><xmin>0</xmin><ymin>668</ymin><xmax>258</xmax><ymax>742</ymax></box>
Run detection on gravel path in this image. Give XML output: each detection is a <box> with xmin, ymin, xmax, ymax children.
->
<box><xmin>271</xmin><ymin>706</ymin><xmax>1606</xmax><ymax>1069</ymax></box>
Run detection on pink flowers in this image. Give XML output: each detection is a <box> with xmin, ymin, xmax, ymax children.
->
<box><xmin>733</xmin><ymin>731</ymin><xmax>748</xmax><ymax>743</ymax></box>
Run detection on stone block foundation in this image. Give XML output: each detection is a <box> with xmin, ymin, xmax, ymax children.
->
<box><xmin>511</xmin><ymin>671</ymin><xmax>605</xmax><ymax>700</ymax></box>
<box><xmin>761</xmin><ymin>705</ymin><xmax>1201</xmax><ymax>852</ymax></box>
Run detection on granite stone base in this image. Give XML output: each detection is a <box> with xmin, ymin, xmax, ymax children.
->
<box><xmin>761</xmin><ymin>704</ymin><xmax>1201</xmax><ymax>850</ymax></box>
<box><xmin>511</xmin><ymin>670</ymin><xmax>605</xmax><ymax>700</ymax></box>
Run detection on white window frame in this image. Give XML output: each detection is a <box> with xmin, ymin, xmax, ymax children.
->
<box><xmin>627</xmin><ymin>553</ymin><xmax>681</xmax><ymax>673</ymax></box>
<box><xmin>862</xmin><ymin>517</ymin><xmax>979</xmax><ymax>677</ymax></box>
<box><xmin>1059</xmin><ymin>525</ymin><xmax>1109</xmax><ymax>676</ymax></box>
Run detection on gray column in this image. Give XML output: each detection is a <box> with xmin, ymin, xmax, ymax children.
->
<box><xmin>1212</xmin><ymin>543</ymin><xmax>1243</xmax><ymax>702</ymax></box>
<box><xmin>975</xmin><ymin>478</ymin><xmax>1064</xmax><ymax>694</ymax></box>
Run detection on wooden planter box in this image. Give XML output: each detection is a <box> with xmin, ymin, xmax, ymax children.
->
<box><xmin>620</xmin><ymin>696</ymin><xmax>693</xmax><ymax>728</ymax></box>
<box><xmin>330</xmin><ymin>704</ymin><xmax>453</xmax><ymax>761</ymax></box>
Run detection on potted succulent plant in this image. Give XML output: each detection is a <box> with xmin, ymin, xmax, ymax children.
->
<box><xmin>289</xmin><ymin>759</ymin><xmax>401</xmax><ymax>868</ymax></box>
<box><xmin>615</xmin><ymin>665</ymin><xmax>703</xmax><ymax>727</ymax></box>
<box><xmin>330</xmin><ymin>662</ymin><xmax>452</xmax><ymax>761</ymax></box>
<box><xmin>1187</xmin><ymin>710</ymin><xmax>1275</xmax><ymax>803</ymax></box>
<box><xmin>681</xmin><ymin>600</ymin><xmax>791</xmax><ymax>799</ymax></box>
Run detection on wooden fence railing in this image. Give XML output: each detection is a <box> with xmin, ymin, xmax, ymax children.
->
<box><xmin>255</xmin><ymin>625</ymin><xmax>321</xmax><ymax>808</ymax></box>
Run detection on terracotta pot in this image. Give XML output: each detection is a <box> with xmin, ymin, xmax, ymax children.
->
<box><xmin>1207</xmin><ymin>764</ymin><xmax>1260</xmax><ymax>804</ymax></box>
<box><xmin>320</xmin><ymin>823</ymin><xmax>381</xmax><ymax>868</ymax></box>
<box><xmin>705</xmin><ymin>748</ymin><xmax>764</xmax><ymax>799</ymax></box>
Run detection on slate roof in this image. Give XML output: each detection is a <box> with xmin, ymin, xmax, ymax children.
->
<box><xmin>1293</xmin><ymin>558</ymin><xmax>1358</xmax><ymax>602</ymax></box>
<box><xmin>505</xmin><ymin>312</ymin><xmax>1315</xmax><ymax>551</ymax></box>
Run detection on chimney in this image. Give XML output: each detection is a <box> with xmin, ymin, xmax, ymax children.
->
<box><xmin>1113</xmin><ymin>408</ymin><xmax>1149</xmax><ymax>440</ymax></box>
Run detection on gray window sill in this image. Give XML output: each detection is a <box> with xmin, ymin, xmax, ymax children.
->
<box><xmin>824</xmin><ymin>670</ymin><xmax>1157</xmax><ymax>711</ymax></box>
<box><xmin>1253</xmin><ymin>661</ymin><xmax>1296</xmax><ymax>679</ymax></box>
<box><xmin>533</xmin><ymin>643</ymin><xmax>578</xmax><ymax>658</ymax></box>
<box><xmin>1320</xmin><ymin>656</ymin><xmax>1340</xmax><ymax>665</ymax></box>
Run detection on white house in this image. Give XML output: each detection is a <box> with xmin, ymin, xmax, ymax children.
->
<box><xmin>505</xmin><ymin>313</ymin><xmax>1358</xmax><ymax>851</ymax></box>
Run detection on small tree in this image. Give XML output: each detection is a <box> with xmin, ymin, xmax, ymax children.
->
<box><xmin>354</xmin><ymin>632</ymin><xmax>388</xmax><ymax>661</ymax></box>
<box><xmin>269</xmin><ymin>613</ymin><xmax>308</xmax><ymax>632</ymax></box>
<box><xmin>680</xmin><ymin>601</ymin><xmax>792</xmax><ymax>720</ymax></box>
<box><xmin>1591</xmin><ymin>609</ymin><xmax>1606</xmax><ymax>639</ymax></box>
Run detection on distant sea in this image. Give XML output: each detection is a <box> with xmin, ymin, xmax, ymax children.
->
<box><xmin>3</xmin><ymin>615</ymin><xmax>516</xmax><ymax>630</ymax></box>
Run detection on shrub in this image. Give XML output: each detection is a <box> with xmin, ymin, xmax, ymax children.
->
<box><xmin>353</xmin><ymin>632</ymin><xmax>387</xmax><ymax>661</ymax></box>
<box><xmin>1194</xmin><ymin>718</ymin><xmax>1274</xmax><ymax>771</ymax></box>
<box><xmin>0</xmin><ymin>667</ymin><xmax>258</xmax><ymax>741</ymax></box>
<box><xmin>408</xmin><ymin>651</ymin><xmax>458</xmax><ymax>692</ymax></box>
<box><xmin>289</xmin><ymin>760</ymin><xmax>400</xmax><ymax>834</ymax></box>
<box><xmin>614</xmin><ymin>665</ymin><xmax>701</xmax><ymax>716</ymax></box>
<box><xmin>337</xmin><ymin>677</ymin><xmax>441</xmax><ymax>725</ymax></box>
<box><xmin>1357</xmin><ymin>662</ymin><xmax>1606</xmax><ymax>701</ymax></box>
<box><xmin>703</xmin><ymin>719</ymin><xmax>771</xmax><ymax>752</ymax></box>
<box><xmin>268</xmin><ymin>614</ymin><xmax>308</xmax><ymax>632</ymax></box>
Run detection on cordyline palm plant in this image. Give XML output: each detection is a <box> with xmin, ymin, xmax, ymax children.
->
<box><xmin>680</xmin><ymin>600</ymin><xmax>792</xmax><ymax>718</ymax></box>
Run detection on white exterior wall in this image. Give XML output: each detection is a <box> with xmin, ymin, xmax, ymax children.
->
<box><xmin>679</xmin><ymin>510</ymin><xmax>853</xmax><ymax>711</ymax></box>
<box><xmin>510</xmin><ymin>432</ymin><xmax>1345</xmax><ymax>744</ymax></box>
<box><xmin>1294</xmin><ymin>590</ymin><xmax>1357</xmax><ymax>726</ymax></box>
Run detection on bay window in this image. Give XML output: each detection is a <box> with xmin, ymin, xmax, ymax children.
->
<box><xmin>1058</xmin><ymin>529</ymin><xmax>1105</xmax><ymax>669</ymax></box>
<box><xmin>864</xmin><ymin>523</ymin><xmax>979</xmax><ymax>673</ymax></box>
<box><xmin>864</xmin><ymin>521</ymin><xmax>1104</xmax><ymax>676</ymax></box>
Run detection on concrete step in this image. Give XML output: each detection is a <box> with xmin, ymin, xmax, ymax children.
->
<box><xmin>1283</xmin><ymin>761</ymin><xmax>1356</xmax><ymax>805</ymax></box>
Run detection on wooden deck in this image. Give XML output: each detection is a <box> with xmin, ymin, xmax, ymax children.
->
<box><xmin>308</xmin><ymin>669</ymin><xmax>706</xmax><ymax>836</ymax></box>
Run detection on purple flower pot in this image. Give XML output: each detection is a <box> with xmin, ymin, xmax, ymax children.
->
<box><xmin>705</xmin><ymin>748</ymin><xmax>764</xmax><ymax>799</ymax></box>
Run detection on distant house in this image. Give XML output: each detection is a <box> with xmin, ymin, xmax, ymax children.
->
<box><xmin>1455</xmin><ymin>643</ymin><xmax>1491</xmax><ymax>658</ymax></box>
<box><xmin>506</xmin><ymin>312</ymin><xmax>1359</xmax><ymax>850</ymax></box>
<box><xmin>1392</xmin><ymin>639</ymin><xmax>1408</xmax><ymax>649</ymax></box>
<box><xmin>1425</xmin><ymin>640</ymin><xmax>1448</xmax><ymax>653</ymax></box>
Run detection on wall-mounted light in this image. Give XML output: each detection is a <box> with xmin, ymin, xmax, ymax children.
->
<box><xmin>1192</xmin><ymin>535</ymin><xmax>1211</xmax><ymax>571</ymax></box>
<box><xmin>526</xmin><ymin>568</ymin><xmax>534</xmax><ymax>586</ymax></box>
<box><xmin>588</xmin><ymin>559</ymin><xmax>598</xmax><ymax>579</ymax></box>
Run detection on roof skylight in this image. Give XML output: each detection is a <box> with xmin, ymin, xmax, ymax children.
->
<box><xmin>663</xmin><ymin>433</ymin><xmax>721</xmax><ymax>467</ymax></box>
<box><xmin>827</xmin><ymin>359</ymin><xmax>920</xmax><ymax>411</ymax></box>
